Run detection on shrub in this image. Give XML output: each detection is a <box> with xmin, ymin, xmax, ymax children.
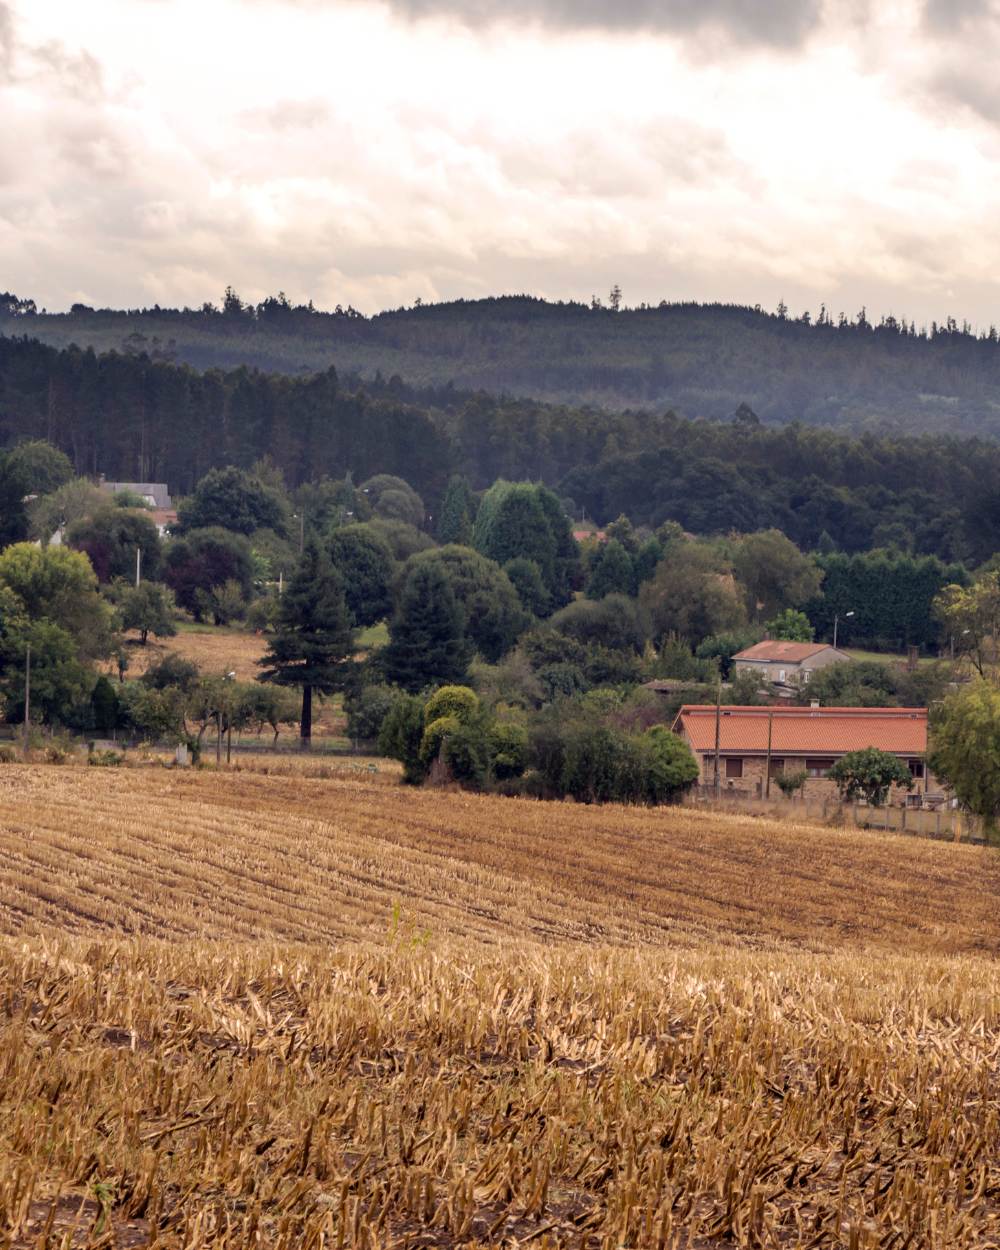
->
<box><xmin>88</xmin><ymin>749</ymin><xmax>124</xmax><ymax>767</ymax></box>
<box><xmin>424</xmin><ymin>685</ymin><xmax>479</xmax><ymax>725</ymax></box>
<box><xmin>774</xmin><ymin>768</ymin><xmax>808</xmax><ymax>798</ymax></box>
<box><xmin>345</xmin><ymin>684</ymin><xmax>401</xmax><ymax>743</ymax></box>
<box><xmin>642</xmin><ymin>726</ymin><xmax>700</xmax><ymax>803</ymax></box>
<box><xmin>420</xmin><ymin>714</ymin><xmax>461</xmax><ymax>768</ymax></box>
<box><xmin>0</xmin><ymin>745</ymin><xmax>15</xmax><ymax>764</ymax></box>
<box><xmin>377</xmin><ymin>693</ymin><xmax>426</xmax><ymax>784</ymax></box>
<box><xmin>489</xmin><ymin>721</ymin><xmax>529</xmax><ymax>780</ymax></box>
<box><xmin>141</xmin><ymin>653</ymin><xmax>200</xmax><ymax>693</ymax></box>
<box><xmin>442</xmin><ymin>720</ymin><xmax>492</xmax><ymax>788</ymax></box>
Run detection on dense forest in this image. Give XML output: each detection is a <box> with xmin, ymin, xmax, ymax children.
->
<box><xmin>4</xmin><ymin>334</ymin><xmax>1000</xmax><ymax>564</ymax></box>
<box><xmin>7</xmin><ymin>290</ymin><xmax>1000</xmax><ymax>437</ymax></box>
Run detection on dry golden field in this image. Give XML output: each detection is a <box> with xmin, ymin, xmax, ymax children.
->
<box><xmin>118</xmin><ymin>627</ymin><xmax>268</xmax><ymax>682</ymax></box>
<box><xmin>1</xmin><ymin>764</ymin><xmax>1000</xmax><ymax>1248</ymax></box>
<box><xmin>113</xmin><ymin>627</ymin><xmax>345</xmax><ymax>738</ymax></box>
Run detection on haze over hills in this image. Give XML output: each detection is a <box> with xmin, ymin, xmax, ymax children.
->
<box><xmin>6</xmin><ymin>292</ymin><xmax>1000</xmax><ymax>439</ymax></box>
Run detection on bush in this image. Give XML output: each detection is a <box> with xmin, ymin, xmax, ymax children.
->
<box><xmin>88</xmin><ymin>749</ymin><xmax>125</xmax><ymax>767</ymax></box>
<box><xmin>141</xmin><ymin>653</ymin><xmax>200</xmax><ymax>693</ymax></box>
<box><xmin>377</xmin><ymin>693</ymin><xmax>426</xmax><ymax>784</ymax></box>
<box><xmin>774</xmin><ymin>768</ymin><xmax>808</xmax><ymax>798</ymax></box>
<box><xmin>344</xmin><ymin>684</ymin><xmax>401</xmax><ymax>742</ymax></box>
<box><xmin>442</xmin><ymin>719</ymin><xmax>492</xmax><ymax>787</ymax></box>
<box><xmin>419</xmin><ymin>714</ymin><xmax>461</xmax><ymax>768</ymax></box>
<box><xmin>0</xmin><ymin>744</ymin><xmax>15</xmax><ymax>763</ymax></box>
<box><xmin>642</xmin><ymin>726</ymin><xmax>700</xmax><ymax>803</ymax></box>
<box><xmin>489</xmin><ymin>721</ymin><xmax>528</xmax><ymax>780</ymax></box>
<box><xmin>424</xmin><ymin>685</ymin><xmax>479</xmax><ymax>725</ymax></box>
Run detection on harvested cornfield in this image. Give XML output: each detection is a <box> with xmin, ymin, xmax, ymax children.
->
<box><xmin>3</xmin><ymin>939</ymin><xmax>1000</xmax><ymax>1249</ymax></box>
<box><xmin>0</xmin><ymin>764</ymin><xmax>996</xmax><ymax>951</ymax></box>
<box><xmin>1</xmin><ymin>765</ymin><xmax>999</xmax><ymax>1248</ymax></box>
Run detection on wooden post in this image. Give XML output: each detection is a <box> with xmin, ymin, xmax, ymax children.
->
<box><xmin>764</xmin><ymin>707</ymin><xmax>774</xmax><ymax>799</ymax></box>
<box><xmin>22</xmin><ymin>643</ymin><xmax>30</xmax><ymax>757</ymax></box>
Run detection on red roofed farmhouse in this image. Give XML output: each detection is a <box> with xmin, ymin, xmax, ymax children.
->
<box><xmin>672</xmin><ymin>705</ymin><xmax>936</xmax><ymax>802</ymax></box>
<box><xmin>732</xmin><ymin>640</ymin><xmax>851</xmax><ymax>686</ymax></box>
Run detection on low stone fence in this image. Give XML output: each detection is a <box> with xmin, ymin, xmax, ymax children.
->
<box><xmin>685</xmin><ymin>790</ymin><xmax>989</xmax><ymax>845</ymax></box>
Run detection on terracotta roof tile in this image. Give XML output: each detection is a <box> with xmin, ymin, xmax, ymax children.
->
<box><xmin>674</xmin><ymin>706</ymin><xmax>927</xmax><ymax>756</ymax></box>
<box><xmin>733</xmin><ymin>641</ymin><xmax>844</xmax><ymax>663</ymax></box>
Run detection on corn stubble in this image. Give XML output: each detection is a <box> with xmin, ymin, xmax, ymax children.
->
<box><xmin>1</xmin><ymin>767</ymin><xmax>999</xmax><ymax>1247</ymax></box>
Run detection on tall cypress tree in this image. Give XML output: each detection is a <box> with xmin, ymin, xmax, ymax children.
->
<box><xmin>437</xmin><ymin>474</ymin><xmax>475</xmax><ymax>546</ymax></box>
<box><xmin>258</xmin><ymin>539</ymin><xmax>355</xmax><ymax>744</ymax></box>
<box><xmin>383</xmin><ymin>562</ymin><xmax>471</xmax><ymax>692</ymax></box>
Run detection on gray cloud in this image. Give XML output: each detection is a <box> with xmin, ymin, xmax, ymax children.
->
<box><xmin>0</xmin><ymin>3</ymin><xmax>14</xmax><ymax>80</ymax></box>
<box><xmin>922</xmin><ymin>0</ymin><xmax>994</xmax><ymax>32</ymax></box>
<box><xmin>913</xmin><ymin>1</ymin><xmax>1000</xmax><ymax>122</ymax></box>
<box><xmin>319</xmin><ymin>0</ymin><xmax>825</xmax><ymax>46</ymax></box>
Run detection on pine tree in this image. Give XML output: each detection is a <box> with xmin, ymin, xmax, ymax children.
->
<box><xmin>383</xmin><ymin>563</ymin><xmax>471</xmax><ymax>692</ymax></box>
<box><xmin>258</xmin><ymin>540</ymin><xmax>355</xmax><ymax>745</ymax></box>
<box><xmin>437</xmin><ymin>474</ymin><xmax>475</xmax><ymax>546</ymax></box>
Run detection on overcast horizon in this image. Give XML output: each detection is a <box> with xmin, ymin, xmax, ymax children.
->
<box><xmin>5</xmin><ymin>0</ymin><xmax>1000</xmax><ymax>325</ymax></box>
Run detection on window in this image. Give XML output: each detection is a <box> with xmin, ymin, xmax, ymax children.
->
<box><xmin>806</xmin><ymin>758</ymin><xmax>833</xmax><ymax>778</ymax></box>
<box><xmin>909</xmin><ymin>759</ymin><xmax>925</xmax><ymax>779</ymax></box>
<box><xmin>768</xmin><ymin>758</ymin><xmax>785</xmax><ymax>777</ymax></box>
<box><xmin>778</xmin><ymin>669</ymin><xmax>787</xmax><ymax>682</ymax></box>
<box><xmin>725</xmin><ymin>758</ymin><xmax>744</xmax><ymax>779</ymax></box>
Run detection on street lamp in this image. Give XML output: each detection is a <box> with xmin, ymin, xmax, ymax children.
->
<box><xmin>833</xmin><ymin>610</ymin><xmax>854</xmax><ymax>650</ymax></box>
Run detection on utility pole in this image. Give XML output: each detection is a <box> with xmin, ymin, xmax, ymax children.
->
<box><xmin>22</xmin><ymin>643</ymin><xmax>30</xmax><ymax>757</ymax></box>
<box><xmin>713</xmin><ymin>674</ymin><xmax>722</xmax><ymax>800</ymax></box>
<box><xmin>765</xmin><ymin>706</ymin><xmax>774</xmax><ymax>799</ymax></box>
<box><xmin>299</xmin><ymin>511</ymin><xmax>305</xmax><ymax>555</ymax></box>
<box><xmin>136</xmin><ymin>545</ymin><xmax>142</xmax><ymax>587</ymax></box>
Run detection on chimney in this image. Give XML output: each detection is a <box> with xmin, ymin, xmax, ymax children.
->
<box><xmin>810</xmin><ymin>700</ymin><xmax>820</xmax><ymax>709</ymax></box>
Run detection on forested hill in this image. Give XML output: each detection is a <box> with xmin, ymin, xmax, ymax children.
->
<box><xmin>6</xmin><ymin>291</ymin><xmax>1000</xmax><ymax>438</ymax></box>
<box><xmin>4</xmin><ymin>333</ymin><xmax>1000</xmax><ymax>565</ymax></box>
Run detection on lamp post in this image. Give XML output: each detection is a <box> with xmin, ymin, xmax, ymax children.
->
<box><xmin>833</xmin><ymin>610</ymin><xmax>855</xmax><ymax>650</ymax></box>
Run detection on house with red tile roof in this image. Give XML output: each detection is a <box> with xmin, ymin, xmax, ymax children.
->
<box><xmin>732</xmin><ymin>640</ymin><xmax>850</xmax><ymax>687</ymax></box>
<box><xmin>672</xmin><ymin>705</ymin><xmax>935</xmax><ymax>801</ymax></box>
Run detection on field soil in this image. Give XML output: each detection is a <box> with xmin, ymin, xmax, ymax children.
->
<box><xmin>0</xmin><ymin>765</ymin><xmax>996</xmax><ymax>951</ymax></box>
<box><xmin>1</xmin><ymin>764</ymin><xmax>999</xmax><ymax>1248</ymax></box>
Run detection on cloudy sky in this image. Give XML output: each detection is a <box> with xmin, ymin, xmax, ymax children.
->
<box><xmin>2</xmin><ymin>0</ymin><xmax>1000</xmax><ymax>322</ymax></box>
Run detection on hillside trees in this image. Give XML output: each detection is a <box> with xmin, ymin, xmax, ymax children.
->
<box><xmin>402</xmin><ymin>546</ymin><xmax>527</xmax><ymax>663</ymax></box>
<box><xmin>327</xmin><ymin>524</ymin><xmax>395</xmax><ymax>627</ymax></box>
<box><xmin>164</xmin><ymin>528</ymin><xmax>254</xmax><ymax>621</ymax></box>
<box><xmin>177</xmin><ymin>466</ymin><xmax>289</xmax><ymax>536</ymax></box>
<box><xmin>383</xmin><ymin>562</ymin><xmax>471</xmax><ymax>692</ymax></box>
<box><xmin>934</xmin><ymin>572</ymin><xmax>1000</xmax><ymax>675</ymax></box>
<box><xmin>473</xmin><ymin>481</ymin><xmax>579</xmax><ymax>608</ymax></box>
<box><xmin>806</xmin><ymin>552</ymin><xmax>967</xmax><ymax>651</ymax></box>
<box><xmin>258</xmin><ymin>539</ymin><xmax>356</xmax><ymax>744</ymax></box>
<box><xmin>930</xmin><ymin>681</ymin><xmax>1000</xmax><ymax>839</ymax></box>
<box><xmin>66</xmin><ymin>506</ymin><xmax>163</xmax><ymax>583</ymax></box>
<box><xmin>732</xmin><ymin>529</ymin><xmax>823</xmax><ymax>621</ymax></box>
<box><xmin>640</xmin><ymin>544</ymin><xmax>747</xmax><ymax>644</ymax></box>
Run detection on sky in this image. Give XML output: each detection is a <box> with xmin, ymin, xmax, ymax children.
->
<box><xmin>3</xmin><ymin>0</ymin><xmax>1000</xmax><ymax>323</ymax></box>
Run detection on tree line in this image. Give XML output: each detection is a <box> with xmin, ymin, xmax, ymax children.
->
<box><xmin>10</xmin><ymin>290</ymin><xmax>1000</xmax><ymax>438</ymax></box>
<box><xmin>4</xmin><ymin>335</ymin><xmax>1000</xmax><ymax>565</ymax></box>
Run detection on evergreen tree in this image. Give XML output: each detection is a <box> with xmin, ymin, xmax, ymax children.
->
<box><xmin>383</xmin><ymin>562</ymin><xmax>471</xmax><ymax>692</ymax></box>
<box><xmin>258</xmin><ymin>540</ymin><xmax>355</xmax><ymax>744</ymax></box>
<box><xmin>586</xmin><ymin>539</ymin><xmax>636</xmax><ymax>599</ymax></box>
<box><xmin>437</xmin><ymin>474</ymin><xmax>475</xmax><ymax>546</ymax></box>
